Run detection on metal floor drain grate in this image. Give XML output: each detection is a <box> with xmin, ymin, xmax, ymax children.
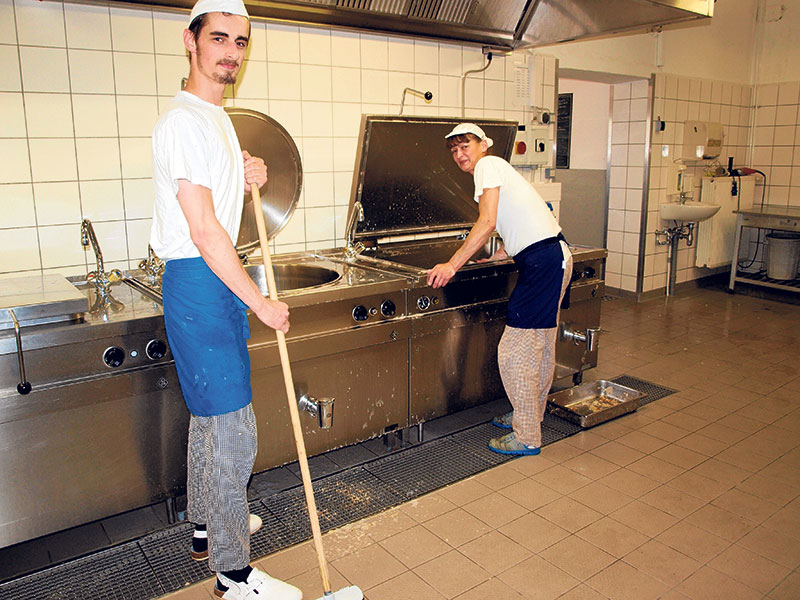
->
<box><xmin>0</xmin><ymin>376</ymin><xmax>674</xmax><ymax>600</ymax></box>
<box><xmin>611</xmin><ymin>375</ymin><xmax>676</xmax><ymax>406</ymax></box>
<box><xmin>0</xmin><ymin>541</ymin><xmax>162</xmax><ymax>600</ymax></box>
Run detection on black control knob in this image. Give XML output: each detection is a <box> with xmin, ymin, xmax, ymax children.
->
<box><xmin>352</xmin><ymin>305</ymin><xmax>369</xmax><ymax>322</ymax></box>
<box><xmin>103</xmin><ymin>346</ymin><xmax>125</xmax><ymax>368</ymax></box>
<box><xmin>417</xmin><ymin>295</ymin><xmax>431</xmax><ymax>311</ymax></box>
<box><xmin>583</xmin><ymin>266</ymin><xmax>596</xmax><ymax>279</ymax></box>
<box><xmin>146</xmin><ymin>339</ymin><xmax>168</xmax><ymax>360</ymax></box>
<box><xmin>380</xmin><ymin>300</ymin><xmax>396</xmax><ymax>316</ymax></box>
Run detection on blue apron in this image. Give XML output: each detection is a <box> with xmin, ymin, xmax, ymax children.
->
<box><xmin>507</xmin><ymin>234</ymin><xmax>570</xmax><ymax>329</ymax></box>
<box><xmin>162</xmin><ymin>257</ymin><xmax>252</xmax><ymax>417</ymax></box>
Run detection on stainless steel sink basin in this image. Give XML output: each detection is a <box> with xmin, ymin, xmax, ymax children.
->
<box><xmin>362</xmin><ymin>237</ymin><xmax>499</xmax><ymax>270</ymax></box>
<box><xmin>246</xmin><ymin>263</ymin><xmax>341</xmax><ymax>293</ymax></box>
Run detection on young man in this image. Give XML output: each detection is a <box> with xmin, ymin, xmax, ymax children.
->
<box><xmin>428</xmin><ymin>123</ymin><xmax>572</xmax><ymax>456</ymax></box>
<box><xmin>150</xmin><ymin>1</ymin><xmax>301</xmax><ymax>598</ymax></box>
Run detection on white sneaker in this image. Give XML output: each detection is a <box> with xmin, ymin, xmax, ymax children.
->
<box><xmin>248</xmin><ymin>514</ymin><xmax>262</xmax><ymax>535</ymax></box>
<box><xmin>215</xmin><ymin>568</ymin><xmax>302</xmax><ymax>600</ymax></box>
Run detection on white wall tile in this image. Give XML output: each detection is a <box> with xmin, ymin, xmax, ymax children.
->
<box><xmin>387</xmin><ymin>38</ymin><xmax>414</xmax><ymax>72</ymax></box>
<box><xmin>413</xmin><ymin>41</ymin><xmax>438</xmax><ymax>75</ymax></box>
<box><xmin>301</xmin><ymin>101</ymin><xmax>332</xmax><ymax>137</ymax></box>
<box><xmin>235</xmin><ymin>60</ymin><xmax>268</xmax><ymax>99</ymax></box>
<box><xmin>246</xmin><ymin>22</ymin><xmax>267</xmax><ymax>62</ymax></box>
<box><xmin>15</xmin><ymin>0</ymin><xmax>65</xmax><ymax>47</ymax></box>
<box><xmin>123</xmin><ymin>178</ymin><xmax>154</xmax><ymax>219</ymax></box>
<box><xmin>360</xmin><ymin>35</ymin><xmax>388</xmax><ymax>70</ymax></box>
<box><xmin>300</xmin><ymin>65</ymin><xmax>332</xmax><ymax>102</ymax></box>
<box><xmin>155</xmin><ymin>55</ymin><xmax>188</xmax><ymax>96</ymax></box>
<box><xmin>29</xmin><ymin>138</ymin><xmax>77</xmax><ymax>182</ymax></box>
<box><xmin>463</xmin><ymin>77</ymin><xmax>483</xmax><ymax>109</ymax></box>
<box><xmin>72</xmin><ymin>95</ymin><xmax>118</xmax><ymax>138</ymax></box>
<box><xmin>275</xmin><ymin>209</ymin><xmax>304</xmax><ymax>244</ymax></box>
<box><xmin>331</xmin><ymin>31</ymin><xmax>360</xmax><ymax>68</ymax></box>
<box><xmin>69</xmin><ymin>49</ymin><xmax>115</xmax><ymax>94</ymax></box>
<box><xmin>116</xmin><ymin>95</ymin><xmax>159</xmax><ymax>137</ymax></box>
<box><xmin>20</xmin><ymin>47</ymin><xmax>70</xmax><ymax>93</ymax></box>
<box><xmin>303</xmin><ymin>172</ymin><xmax>333</xmax><ymax>208</ymax></box>
<box><xmin>33</xmin><ymin>181</ymin><xmax>81</xmax><ymax>225</ymax></box>
<box><xmin>630</xmin><ymin>98</ymin><xmax>648</xmax><ymax>121</ymax></box>
<box><xmin>438</xmin><ymin>75</ymin><xmax>460</xmax><ymax>108</ymax></box>
<box><xmin>39</xmin><ymin>223</ymin><xmax>85</xmax><ymax>268</ymax></box>
<box><xmin>333</xmin><ymin>137</ymin><xmax>356</xmax><ymax>172</ymax></box>
<box><xmin>0</xmin><ymin>227</ymin><xmax>41</xmax><ymax>272</ymax></box>
<box><xmin>775</xmin><ymin>104</ymin><xmax>799</xmax><ymax>127</ymax></box>
<box><xmin>0</xmin><ymin>92</ymin><xmax>27</xmax><ymax>137</ymax></box>
<box><xmin>438</xmin><ymin>44</ymin><xmax>461</xmax><ymax>77</ymax></box>
<box><xmin>152</xmin><ymin>11</ymin><xmax>186</xmax><ymax>55</ymax></box>
<box><xmin>110</xmin><ymin>8</ymin><xmax>154</xmax><ymax>53</ymax></box>
<box><xmin>89</xmin><ymin>219</ymin><xmax>129</xmax><ymax>262</ymax></box>
<box><xmin>613</xmin><ymin>83</ymin><xmax>630</xmax><ymax>100</ymax></box>
<box><xmin>76</xmin><ymin>138</ymin><xmax>121</xmax><ymax>180</ymax></box>
<box><xmin>268</xmin><ymin>100</ymin><xmax>302</xmax><ymax>139</ymax></box>
<box><xmin>113</xmin><ymin>53</ymin><xmax>157</xmax><ymax>95</ymax></box>
<box><xmin>389</xmin><ymin>71</ymin><xmax>415</xmax><ymax>108</ymax></box>
<box><xmin>1</xmin><ymin>139</ymin><xmax>32</xmax><ymax>183</ymax></box>
<box><xmin>631</xmin><ymin>79</ymin><xmax>649</xmax><ymax>99</ymax></box>
<box><xmin>65</xmin><ymin>4</ymin><xmax>111</xmax><ymax>51</ymax></box>
<box><xmin>2</xmin><ymin>183</ymin><xmax>37</xmax><ymax>228</ymax></box>
<box><xmin>267</xmin><ymin>24</ymin><xmax>300</xmax><ymax>63</ymax></box>
<box><xmin>333</xmin><ymin>171</ymin><xmax>352</xmax><ymax>206</ymax></box>
<box><xmin>80</xmin><ymin>179</ymin><xmax>124</xmax><ymax>221</ymax></box>
<box><xmin>305</xmin><ymin>205</ymin><xmax>335</xmax><ymax>242</ymax></box>
<box><xmin>299</xmin><ymin>29</ymin><xmax>331</xmax><ymax>66</ymax></box>
<box><xmin>301</xmin><ymin>137</ymin><xmax>333</xmax><ymax>172</ymax></box>
<box><xmin>119</xmin><ymin>137</ymin><xmax>152</xmax><ymax>179</ymax></box>
<box><xmin>361</xmin><ymin>70</ymin><xmax>388</xmax><ymax>104</ymax></box>
<box><xmin>268</xmin><ymin>63</ymin><xmax>301</xmax><ymax>100</ymax></box>
<box><xmin>331</xmin><ymin>67</ymin><xmax>361</xmax><ymax>103</ymax></box>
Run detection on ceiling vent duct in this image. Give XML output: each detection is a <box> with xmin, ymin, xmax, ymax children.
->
<box><xmin>61</xmin><ymin>0</ymin><xmax>714</xmax><ymax>51</ymax></box>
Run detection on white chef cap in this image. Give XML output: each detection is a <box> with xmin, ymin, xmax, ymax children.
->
<box><xmin>189</xmin><ymin>0</ymin><xmax>249</xmax><ymax>26</ymax></box>
<box><xmin>444</xmin><ymin>123</ymin><xmax>494</xmax><ymax>148</ymax></box>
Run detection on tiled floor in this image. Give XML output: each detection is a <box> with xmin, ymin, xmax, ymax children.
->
<box><xmin>162</xmin><ymin>287</ymin><xmax>800</xmax><ymax>600</ymax></box>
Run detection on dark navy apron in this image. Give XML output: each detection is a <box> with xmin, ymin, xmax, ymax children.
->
<box><xmin>162</xmin><ymin>257</ymin><xmax>252</xmax><ymax>417</ymax></box>
<box><xmin>507</xmin><ymin>233</ymin><xmax>570</xmax><ymax>329</ymax></box>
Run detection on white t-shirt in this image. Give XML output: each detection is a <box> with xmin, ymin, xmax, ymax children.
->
<box><xmin>473</xmin><ymin>155</ymin><xmax>561</xmax><ymax>257</ymax></box>
<box><xmin>150</xmin><ymin>91</ymin><xmax>244</xmax><ymax>260</ymax></box>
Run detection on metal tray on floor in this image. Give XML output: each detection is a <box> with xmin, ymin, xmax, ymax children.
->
<box><xmin>546</xmin><ymin>380</ymin><xmax>644</xmax><ymax>428</ymax></box>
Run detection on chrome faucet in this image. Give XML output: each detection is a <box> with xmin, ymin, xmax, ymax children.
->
<box><xmin>81</xmin><ymin>219</ymin><xmax>123</xmax><ymax>314</ymax></box>
<box><xmin>344</xmin><ymin>201</ymin><xmax>365</xmax><ymax>260</ymax></box>
<box><xmin>138</xmin><ymin>244</ymin><xmax>165</xmax><ymax>288</ymax></box>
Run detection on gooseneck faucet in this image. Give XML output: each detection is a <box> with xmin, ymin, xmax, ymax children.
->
<box><xmin>344</xmin><ymin>201</ymin><xmax>365</xmax><ymax>260</ymax></box>
<box><xmin>81</xmin><ymin>218</ymin><xmax>124</xmax><ymax>314</ymax></box>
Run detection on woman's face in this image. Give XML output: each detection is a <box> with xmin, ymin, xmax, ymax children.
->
<box><xmin>449</xmin><ymin>137</ymin><xmax>488</xmax><ymax>174</ymax></box>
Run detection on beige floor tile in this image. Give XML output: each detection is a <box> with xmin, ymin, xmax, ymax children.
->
<box><xmin>622</xmin><ymin>540</ymin><xmax>701</xmax><ymax>587</ymax></box>
<box><xmin>317</xmin><ymin>522</ymin><xmax>376</xmax><ymax>561</ymax></box>
<box><xmin>360</xmin><ymin>507</ymin><xmax>420</xmax><ymax>543</ymax></box>
<box><xmin>585</xmin><ymin>559</ymin><xmax>669</xmax><ymax>600</ymax></box>
<box><xmin>674</xmin><ymin>432</ymin><xmax>729</xmax><ymax>457</ymax></box>
<box><xmin>462</xmin><ymin>491</ymin><xmax>528</xmax><ymax>529</ymax></box>
<box><xmin>498</xmin><ymin>555</ymin><xmax>580</xmax><ymax>600</ymax></box>
<box><xmin>637</xmin><ymin>402</ymin><xmax>675</xmax><ymax>420</ymax></box>
<box><xmin>457</xmin><ymin>530</ymin><xmax>532</xmax><ymax>575</ymax></box>
<box><xmin>498</xmin><ymin>512</ymin><xmax>570</xmax><ymax>553</ymax></box>
<box><xmin>535</xmin><ymin>496</ymin><xmax>604</xmax><ymax>533</ymax></box>
<box><xmin>767</xmin><ymin>570</ymin><xmax>800</xmax><ymax>600</ymax></box>
<box><xmin>160</xmin><ymin>582</ymin><xmax>215</xmax><ymax>600</ymax></box>
<box><xmin>377</xmin><ymin>524</ymin><xmax>450</xmax><ymax>569</ymax></box>
<box><xmin>591</xmin><ymin>419</ymin><xmax>636</xmax><ymax>441</ymax></box>
<box><xmin>575</xmin><ymin>517</ymin><xmax>648</xmax><ymax>558</ymax></box>
<box><xmin>614</xmin><ymin>430</ymin><xmax>668</xmax><ymax>454</ymax></box>
<box><xmin>695</xmin><ymin>422</ymin><xmax>749</xmax><ymax>445</ymax></box>
<box><xmin>660</xmin><ymin>411</ymin><xmax>710</xmax><ymax>432</ymax></box>
<box><xmin>666</xmin><ymin>470</ymin><xmax>730</xmax><ymax>502</ymax></box>
<box><xmin>626</xmin><ymin>455</ymin><xmax>685</xmax><ymax>483</ymax></box>
<box><xmin>287</xmin><ymin>563</ymin><xmax>354</xmax><ymax>600</ymax></box>
<box><xmin>436</xmin><ymin>478</ymin><xmax>492</xmax><ymax>507</ymax></box>
<box><xmin>652</xmin><ymin>444</ymin><xmax>708</xmax><ymax>470</ymax></box>
<box><xmin>717</xmin><ymin>413</ymin><xmax>766</xmax><ymax>434</ymax></box>
<box><xmin>423</xmin><ymin>508</ymin><xmax>491</xmax><ymax>548</ymax></box>
<box><xmin>609</xmin><ymin>499</ymin><xmax>677</xmax><ymax>537</ymax></box>
<box><xmin>365</xmin><ymin>571</ymin><xmax>446</xmax><ymax>600</ymax></box>
<box><xmin>562</xmin><ymin>452</ymin><xmax>620</xmax><ymax>481</ymax></box>
<box><xmin>685</xmin><ymin>504</ymin><xmax>758</xmax><ymax>542</ymax></box>
<box><xmin>539</xmin><ymin>535</ymin><xmax>616</xmax><ymax>580</ymax></box>
<box><xmin>590</xmin><ymin>440</ymin><xmax>648</xmax><ymax>466</ymax></box>
<box><xmin>568</xmin><ymin>481</ymin><xmax>635</xmax><ymax>516</ymax></box>
<box><xmin>562</xmin><ymin>430</ymin><xmax>609</xmax><ymax>452</ymax></box>
<box><xmin>451</xmin><ymin>577</ymin><xmax>526</xmax><ymax>600</ymax></box>
<box><xmin>639</xmin><ymin>420</ymin><xmax>689</xmax><ymax>443</ymax></box>
<box><xmin>640</xmin><ymin>485</ymin><xmax>706</xmax><ymax>519</ymax></box>
<box><xmin>400</xmin><ymin>492</ymin><xmax>458</xmax><ymax>524</ymax></box>
<box><xmin>329</xmin><ymin>544</ymin><xmax>406</xmax><ymax>591</ymax></box>
<box><xmin>533</xmin><ymin>465</ymin><xmax>593</xmax><ymax>495</ymax></box>
<box><xmin>472</xmin><ymin>461</ymin><xmax>526</xmax><ymax>491</ymax></box>
<box><xmin>414</xmin><ymin>549</ymin><xmax>490</xmax><ymax>598</ymax></box>
<box><xmin>543</xmin><ymin>440</ymin><xmax>586</xmax><ymax>462</ymax></box>
<box><xmin>597</xmin><ymin>468</ymin><xmax>660</xmax><ymax>498</ymax></box>
<box><xmin>711</xmin><ymin>488</ymin><xmax>782</xmax><ymax>524</ymax></box>
<box><xmin>676</xmin><ymin>566</ymin><xmax>762</xmax><ymax>600</ymax></box>
<box><xmin>506</xmin><ymin>454</ymin><xmax>559</xmax><ymax>477</ymax></box>
<box><xmin>709</xmin><ymin>544</ymin><xmax>791</xmax><ymax>594</ymax></box>
<box><xmin>658</xmin><ymin>590</ymin><xmax>692</xmax><ymax>600</ymax></box>
<box><xmin>761</xmin><ymin>504</ymin><xmax>800</xmax><ymax>540</ymax></box>
<box><xmin>715</xmin><ymin>444</ymin><xmax>779</xmax><ymax>473</ymax></box>
<box><xmin>682</xmin><ymin>403</ymin><xmax>728</xmax><ymax>422</ymax></box>
<box><xmin>498</xmin><ymin>477</ymin><xmax>563</xmax><ymax>511</ymax></box>
<box><xmin>554</xmin><ymin>583</ymin><xmax>610</xmax><ymax>600</ymax></box>
<box><xmin>656</xmin><ymin>521</ymin><xmax>731</xmax><ymax>564</ymax></box>
<box><xmin>737</xmin><ymin>526</ymin><xmax>800</xmax><ymax>569</ymax></box>
<box><xmin>257</xmin><ymin>541</ymin><xmax>318</xmax><ymax>582</ymax></box>
<box><xmin>690</xmin><ymin>458</ymin><xmax>751</xmax><ymax>487</ymax></box>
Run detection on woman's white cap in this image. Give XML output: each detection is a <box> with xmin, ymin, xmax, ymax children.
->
<box><xmin>189</xmin><ymin>0</ymin><xmax>249</xmax><ymax>25</ymax></box>
<box><xmin>444</xmin><ymin>123</ymin><xmax>493</xmax><ymax>148</ymax></box>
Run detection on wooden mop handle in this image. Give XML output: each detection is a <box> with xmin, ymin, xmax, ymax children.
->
<box><xmin>250</xmin><ymin>184</ymin><xmax>333</xmax><ymax>594</ymax></box>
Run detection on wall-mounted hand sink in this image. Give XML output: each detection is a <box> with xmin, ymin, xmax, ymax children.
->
<box><xmin>659</xmin><ymin>201</ymin><xmax>720</xmax><ymax>222</ymax></box>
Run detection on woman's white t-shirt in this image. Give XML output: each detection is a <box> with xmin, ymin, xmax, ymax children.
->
<box><xmin>473</xmin><ymin>155</ymin><xmax>561</xmax><ymax>257</ymax></box>
<box><xmin>150</xmin><ymin>91</ymin><xmax>244</xmax><ymax>260</ymax></box>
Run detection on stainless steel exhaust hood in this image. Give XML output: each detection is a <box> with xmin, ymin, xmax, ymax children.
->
<box><xmin>96</xmin><ymin>0</ymin><xmax>713</xmax><ymax>50</ymax></box>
